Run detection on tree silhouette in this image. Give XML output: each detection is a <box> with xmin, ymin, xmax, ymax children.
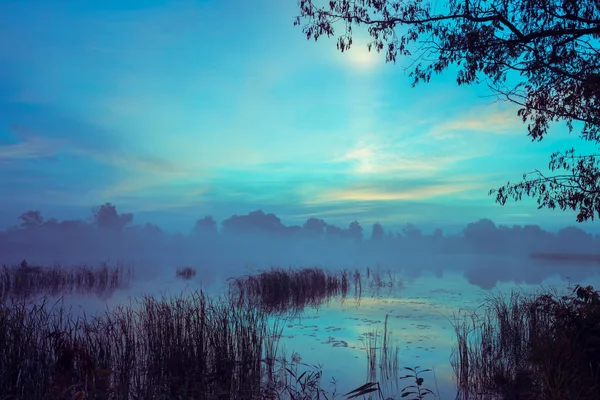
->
<box><xmin>93</xmin><ymin>203</ymin><xmax>133</xmax><ymax>231</ymax></box>
<box><xmin>303</xmin><ymin>217</ymin><xmax>328</xmax><ymax>235</ymax></box>
<box><xmin>19</xmin><ymin>210</ymin><xmax>43</xmax><ymax>228</ymax></box>
<box><xmin>371</xmin><ymin>222</ymin><xmax>384</xmax><ymax>241</ymax></box>
<box><xmin>345</xmin><ymin>220</ymin><xmax>364</xmax><ymax>241</ymax></box>
<box><xmin>294</xmin><ymin>0</ymin><xmax>600</xmax><ymax>221</ymax></box>
<box><xmin>193</xmin><ymin>216</ymin><xmax>218</xmax><ymax>235</ymax></box>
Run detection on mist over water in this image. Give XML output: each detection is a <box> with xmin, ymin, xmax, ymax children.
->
<box><xmin>3</xmin><ymin>207</ymin><xmax>600</xmax><ymax>288</ymax></box>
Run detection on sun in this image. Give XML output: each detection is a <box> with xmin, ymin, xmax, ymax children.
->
<box><xmin>345</xmin><ymin>45</ymin><xmax>380</xmax><ymax>71</ymax></box>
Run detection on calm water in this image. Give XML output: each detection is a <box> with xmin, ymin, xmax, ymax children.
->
<box><xmin>37</xmin><ymin>254</ymin><xmax>600</xmax><ymax>399</ymax></box>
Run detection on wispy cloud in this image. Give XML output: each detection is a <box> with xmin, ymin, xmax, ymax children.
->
<box><xmin>3</xmin><ymin>124</ymin><xmax>182</xmax><ymax>174</ymax></box>
<box><xmin>306</xmin><ymin>178</ymin><xmax>488</xmax><ymax>204</ymax></box>
<box><xmin>0</xmin><ymin>136</ymin><xmax>58</xmax><ymax>160</ymax></box>
<box><xmin>430</xmin><ymin>104</ymin><xmax>523</xmax><ymax>138</ymax></box>
<box><xmin>334</xmin><ymin>129</ymin><xmax>488</xmax><ymax>177</ymax></box>
<box><xmin>0</xmin><ymin>125</ymin><xmax>62</xmax><ymax>160</ymax></box>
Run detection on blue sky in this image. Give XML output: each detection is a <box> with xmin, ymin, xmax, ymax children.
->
<box><xmin>0</xmin><ymin>0</ymin><xmax>597</xmax><ymax>233</ymax></box>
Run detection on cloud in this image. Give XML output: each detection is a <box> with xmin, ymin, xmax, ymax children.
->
<box><xmin>0</xmin><ymin>136</ymin><xmax>58</xmax><ymax>160</ymax></box>
<box><xmin>310</xmin><ymin>181</ymin><xmax>484</xmax><ymax>203</ymax></box>
<box><xmin>430</xmin><ymin>104</ymin><xmax>523</xmax><ymax>138</ymax></box>
<box><xmin>2</xmin><ymin>124</ymin><xmax>181</xmax><ymax>175</ymax></box>
<box><xmin>334</xmin><ymin>130</ymin><xmax>489</xmax><ymax>177</ymax></box>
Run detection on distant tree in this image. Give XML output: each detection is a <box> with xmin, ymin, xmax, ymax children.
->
<box><xmin>557</xmin><ymin>226</ymin><xmax>594</xmax><ymax>250</ymax></box>
<box><xmin>371</xmin><ymin>222</ymin><xmax>384</xmax><ymax>241</ymax></box>
<box><xmin>283</xmin><ymin>225</ymin><xmax>302</xmax><ymax>236</ymax></box>
<box><xmin>325</xmin><ymin>224</ymin><xmax>342</xmax><ymax>236</ymax></box>
<box><xmin>294</xmin><ymin>0</ymin><xmax>600</xmax><ymax>222</ymax></box>
<box><xmin>345</xmin><ymin>220</ymin><xmax>363</xmax><ymax>241</ymax></box>
<box><xmin>386</xmin><ymin>230</ymin><xmax>395</xmax><ymax>241</ymax></box>
<box><xmin>143</xmin><ymin>223</ymin><xmax>163</xmax><ymax>237</ymax></box>
<box><xmin>18</xmin><ymin>210</ymin><xmax>43</xmax><ymax>228</ymax></box>
<box><xmin>303</xmin><ymin>217</ymin><xmax>328</xmax><ymax>235</ymax></box>
<box><xmin>463</xmin><ymin>219</ymin><xmax>497</xmax><ymax>240</ymax></box>
<box><xmin>42</xmin><ymin>218</ymin><xmax>59</xmax><ymax>228</ymax></box>
<box><xmin>403</xmin><ymin>223</ymin><xmax>422</xmax><ymax>239</ymax></box>
<box><xmin>193</xmin><ymin>216</ymin><xmax>218</xmax><ymax>235</ymax></box>
<box><xmin>93</xmin><ymin>203</ymin><xmax>133</xmax><ymax>231</ymax></box>
<box><xmin>222</xmin><ymin>210</ymin><xmax>284</xmax><ymax>234</ymax></box>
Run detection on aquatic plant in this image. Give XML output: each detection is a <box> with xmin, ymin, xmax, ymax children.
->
<box><xmin>451</xmin><ymin>284</ymin><xmax>600</xmax><ymax>400</ymax></box>
<box><xmin>229</xmin><ymin>266</ymin><xmax>403</xmax><ymax>315</ymax></box>
<box><xmin>229</xmin><ymin>267</ymin><xmax>351</xmax><ymax>314</ymax></box>
<box><xmin>345</xmin><ymin>365</ymin><xmax>437</xmax><ymax>400</ymax></box>
<box><xmin>362</xmin><ymin>314</ymin><xmax>400</xmax><ymax>385</ymax></box>
<box><xmin>0</xmin><ymin>290</ymin><xmax>286</xmax><ymax>399</ymax></box>
<box><xmin>175</xmin><ymin>266</ymin><xmax>196</xmax><ymax>280</ymax></box>
<box><xmin>399</xmin><ymin>366</ymin><xmax>437</xmax><ymax>400</ymax></box>
<box><xmin>0</xmin><ymin>261</ymin><xmax>131</xmax><ymax>300</ymax></box>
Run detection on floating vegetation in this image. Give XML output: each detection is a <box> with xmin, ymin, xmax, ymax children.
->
<box><xmin>175</xmin><ymin>266</ymin><xmax>197</xmax><ymax>280</ymax></box>
<box><xmin>0</xmin><ymin>260</ymin><xmax>131</xmax><ymax>300</ymax></box>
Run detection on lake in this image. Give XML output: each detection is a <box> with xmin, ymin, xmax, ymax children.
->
<box><xmin>29</xmin><ymin>253</ymin><xmax>598</xmax><ymax>399</ymax></box>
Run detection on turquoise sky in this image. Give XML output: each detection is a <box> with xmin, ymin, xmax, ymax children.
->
<box><xmin>0</xmin><ymin>0</ymin><xmax>597</xmax><ymax>233</ymax></box>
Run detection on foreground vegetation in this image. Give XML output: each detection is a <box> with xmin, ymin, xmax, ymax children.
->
<box><xmin>1</xmin><ymin>262</ymin><xmax>598</xmax><ymax>399</ymax></box>
<box><xmin>0</xmin><ymin>290</ymin><xmax>308</xmax><ymax>399</ymax></box>
<box><xmin>452</xmin><ymin>284</ymin><xmax>600</xmax><ymax>400</ymax></box>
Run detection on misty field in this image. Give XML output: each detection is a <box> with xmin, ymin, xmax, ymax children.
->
<box><xmin>0</xmin><ymin>262</ymin><xmax>599</xmax><ymax>400</ymax></box>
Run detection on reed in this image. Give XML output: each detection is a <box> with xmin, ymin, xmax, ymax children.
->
<box><xmin>0</xmin><ymin>261</ymin><xmax>131</xmax><ymax>300</ymax></box>
<box><xmin>229</xmin><ymin>267</ymin><xmax>351</xmax><ymax>314</ymax></box>
<box><xmin>1</xmin><ymin>264</ymin><xmax>413</xmax><ymax>399</ymax></box>
<box><xmin>361</xmin><ymin>314</ymin><xmax>401</xmax><ymax>395</ymax></box>
<box><xmin>0</xmin><ymin>290</ymin><xmax>297</xmax><ymax>399</ymax></box>
<box><xmin>451</xmin><ymin>284</ymin><xmax>600</xmax><ymax>400</ymax></box>
<box><xmin>229</xmin><ymin>266</ymin><xmax>402</xmax><ymax>315</ymax></box>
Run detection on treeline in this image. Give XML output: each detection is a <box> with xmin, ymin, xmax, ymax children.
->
<box><xmin>1</xmin><ymin>203</ymin><xmax>598</xmax><ymax>288</ymax></box>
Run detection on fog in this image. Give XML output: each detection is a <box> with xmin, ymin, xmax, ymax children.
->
<box><xmin>2</xmin><ymin>203</ymin><xmax>599</xmax><ymax>290</ymax></box>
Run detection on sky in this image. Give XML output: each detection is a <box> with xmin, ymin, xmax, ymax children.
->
<box><xmin>0</xmin><ymin>0</ymin><xmax>598</xmax><ymax>234</ymax></box>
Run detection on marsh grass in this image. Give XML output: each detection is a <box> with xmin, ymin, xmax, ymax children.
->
<box><xmin>361</xmin><ymin>314</ymin><xmax>401</xmax><ymax>395</ymax></box>
<box><xmin>1</xmin><ymin>264</ymin><xmax>414</xmax><ymax>399</ymax></box>
<box><xmin>229</xmin><ymin>266</ymin><xmax>403</xmax><ymax>315</ymax></box>
<box><xmin>0</xmin><ymin>261</ymin><xmax>131</xmax><ymax>300</ymax></box>
<box><xmin>0</xmin><ymin>289</ymin><xmax>310</xmax><ymax>399</ymax></box>
<box><xmin>451</xmin><ymin>284</ymin><xmax>600</xmax><ymax>400</ymax></box>
<box><xmin>229</xmin><ymin>267</ymin><xmax>352</xmax><ymax>314</ymax></box>
<box><xmin>365</xmin><ymin>267</ymin><xmax>398</xmax><ymax>291</ymax></box>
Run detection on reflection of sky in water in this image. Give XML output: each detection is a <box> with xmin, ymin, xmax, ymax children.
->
<box><xmin>36</xmin><ymin>258</ymin><xmax>600</xmax><ymax>399</ymax></box>
<box><xmin>270</xmin><ymin>267</ymin><xmax>600</xmax><ymax>398</ymax></box>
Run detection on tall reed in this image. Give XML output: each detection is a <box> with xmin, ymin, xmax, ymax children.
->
<box><xmin>0</xmin><ymin>261</ymin><xmax>131</xmax><ymax>300</ymax></box>
<box><xmin>229</xmin><ymin>267</ymin><xmax>350</xmax><ymax>314</ymax></box>
<box><xmin>451</xmin><ymin>285</ymin><xmax>600</xmax><ymax>400</ymax></box>
<box><xmin>0</xmin><ymin>290</ymin><xmax>283</xmax><ymax>399</ymax></box>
